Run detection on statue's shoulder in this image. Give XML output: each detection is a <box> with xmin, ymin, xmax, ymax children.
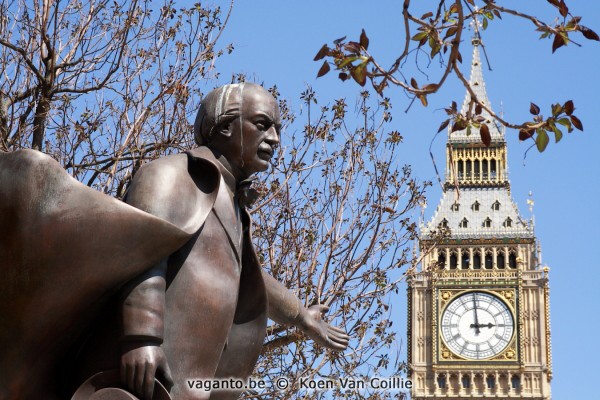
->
<box><xmin>125</xmin><ymin>149</ymin><xmax>221</xmax><ymax>231</ymax></box>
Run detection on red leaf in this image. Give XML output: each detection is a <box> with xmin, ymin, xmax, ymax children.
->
<box><xmin>314</xmin><ymin>44</ymin><xmax>329</xmax><ymax>61</ymax></box>
<box><xmin>570</xmin><ymin>115</ymin><xmax>584</xmax><ymax>131</ymax></box>
<box><xmin>558</xmin><ymin>1</ymin><xmax>569</xmax><ymax>18</ymax></box>
<box><xmin>333</xmin><ymin>36</ymin><xmax>347</xmax><ymax>45</ymax></box>
<box><xmin>423</xmin><ymin>83</ymin><xmax>439</xmax><ymax>92</ymax></box>
<box><xmin>529</xmin><ymin>102</ymin><xmax>540</xmax><ymax>115</ymax></box>
<box><xmin>564</xmin><ymin>100</ymin><xmax>574</xmax><ymax>115</ymax></box>
<box><xmin>338</xmin><ymin>72</ymin><xmax>349</xmax><ymax>81</ymax></box>
<box><xmin>360</xmin><ymin>29</ymin><xmax>370</xmax><ymax>50</ymax></box>
<box><xmin>410</xmin><ymin>77</ymin><xmax>418</xmax><ymax>89</ymax></box>
<box><xmin>456</xmin><ymin>51</ymin><xmax>463</xmax><ymax>63</ymax></box>
<box><xmin>580</xmin><ymin>25</ymin><xmax>600</xmax><ymax>41</ymax></box>
<box><xmin>316</xmin><ymin>61</ymin><xmax>330</xmax><ymax>78</ymax></box>
<box><xmin>546</xmin><ymin>0</ymin><xmax>560</xmax><ymax>6</ymax></box>
<box><xmin>344</xmin><ymin>41</ymin><xmax>361</xmax><ymax>53</ymax></box>
<box><xmin>438</xmin><ymin>119</ymin><xmax>450</xmax><ymax>133</ymax></box>
<box><xmin>451</xmin><ymin>120</ymin><xmax>467</xmax><ymax>132</ymax></box>
<box><xmin>519</xmin><ymin>129</ymin><xmax>534</xmax><ymax>141</ymax></box>
<box><xmin>552</xmin><ymin>34</ymin><xmax>566</xmax><ymax>53</ymax></box>
<box><xmin>475</xmin><ymin>104</ymin><xmax>483</xmax><ymax>115</ymax></box>
<box><xmin>480</xmin><ymin>124</ymin><xmax>491</xmax><ymax>147</ymax></box>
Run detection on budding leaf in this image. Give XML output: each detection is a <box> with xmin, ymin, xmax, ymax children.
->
<box><xmin>570</xmin><ymin>115</ymin><xmax>584</xmax><ymax>131</ymax></box>
<box><xmin>552</xmin><ymin>33</ymin><xmax>566</xmax><ymax>53</ymax></box>
<box><xmin>580</xmin><ymin>26</ymin><xmax>600</xmax><ymax>41</ymax></box>
<box><xmin>317</xmin><ymin>61</ymin><xmax>330</xmax><ymax>78</ymax></box>
<box><xmin>519</xmin><ymin>129</ymin><xmax>534</xmax><ymax>141</ymax></box>
<box><xmin>314</xmin><ymin>44</ymin><xmax>329</xmax><ymax>61</ymax></box>
<box><xmin>563</xmin><ymin>100</ymin><xmax>574</xmax><ymax>115</ymax></box>
<box><xmin>480</xmin><ymin>124</ymin><xmax>491</xmax><ymax>147</ymax></box>
<box><xmin>351</xmin><ymin>64</ymin><xmax>367</xmax><ymax>86</ymax></box>
<box><xmin>360</xmin><ymin>29</ymin><xmax>370</xmax><ymax>50</ymax></box>
<box><xmin>529</xmin><ymin>102</ymin><xmax>540</xmax><ymax>115</ymax></box>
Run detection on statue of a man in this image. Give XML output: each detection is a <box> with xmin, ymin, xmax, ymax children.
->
<box><xmin>74</xmin><ymin>83</ymin><xmax>349</xmax><ymax>399</ymax></box>
<box><xmin>0</xmin><ymin>83</ymin><xmax>347</xmax><ymax>400</ymax></box>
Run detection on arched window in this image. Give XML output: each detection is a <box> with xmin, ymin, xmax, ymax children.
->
<box><xmin>486</xmin><ymin>375</ymin><xmax>495</xmax><ymax>389</ymax></box>
<box><xmin>437</xmin><ymin>374</ymin><xmax>447</xmax><ymax>389</ymax></box>
<box><xmin>438</xmin><ymin>251</ymin><xmax>446</xmax><ymax>269</ymax></box>
<box><xmin>473</xmin><ymin>251</ymin><xmax>482</xmax><ymax>269</ymax></box>
<box><xmin>492</xmin><ymin>201</ymin><xmax>501</xmax><ymax>211</ymax></box>
<box><xmin>462</xmin><ymin>374</ymin><xmax>471</xmax><ymax>388</ymax></box>
<box><xmin>474</xmin><ymin>159</ymin><xmax>480</xmax><ymax>180</ymax></box>
<box><xmin>511</xmin><ymin>375</ymin><xmax>521</xmax><ymax>390</ymax></box>
<box><xmin>509</xmin><ymin>251</ymin><xmax>517</xmax><ymax>269</ymax></box>
<box><xmin>483</xmin><ymin>217</ymin><xmax>492</xmax><ymax>228</ymax></box>
<box><xmin>466</xmin><ymin>159</ymin><xmax>472</xmax><ymax>180</ymax></box>
<box><xmin>459</xmin><ymin>218</ymin><xmax>468</xmax><ymax>228</ymax></box>
<box><xmin>482</xmin><ymin>159</ymin><xmax>489</xmax><ymax>179</ymax></box>
<box><xmin>461</xmin><ymin>250</ymin><xmax>470</xmax><ymax>269</ymax></box>
<box><xmin>497</xmin><ymin>251</ymin><xmax>506</xmax><ymax>269</ymax></box>
<box><xmin>472</xmin><ymin>201</ymin><xmax>480</xmax><ymax>211</ymax></box>
<box><xmin>504</xmin><ymin>217</ymin><xmax>512</xmax><ymax>227</ymax></box>
<box><xmin>485</xmin><ymin>251</ymin><xmax>493</xmax><ymax>269</ymax></box>
<box><xmin>490</xmin><ymin>159</ymin><xmax>497</xmax><ymax>179</ymax></box>
<box><xmin>458</xmin><ymin>160</ymin><xmax>464</xmax><ymax>179</ymax></box>
<box><xmin>450</xmin><ymin>251</ymin><xmax>458</xmax><ymax>269</ymax></box>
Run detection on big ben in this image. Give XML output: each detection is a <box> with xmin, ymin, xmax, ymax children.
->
<box><xmin>407</xmin><ymin>39</ymin><xmax>552</xmax><ymax>399</ymax></box>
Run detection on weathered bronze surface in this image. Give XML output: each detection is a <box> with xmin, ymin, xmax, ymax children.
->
<box><xmin>0</xmin><ymin>83</ymin><xmax>349</xmax><ymax>400</ymax></box>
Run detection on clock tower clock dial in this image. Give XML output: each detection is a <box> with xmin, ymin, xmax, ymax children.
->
<box><xmin>440</xmin><ymin>292</ymin><xmax>514</xmax><ymax>360</ymax></box>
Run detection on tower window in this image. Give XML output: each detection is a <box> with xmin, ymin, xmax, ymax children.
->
<box><xmin>483</xmin><ymin>217</ymin><xmax>492</xmax><ymax>228</ymax></box>
<box><xmin>461</xmin><ymin>250</ymin><xmax>470</xmax><ymax>269</ymax></box>
<box><xmin>485</xmin><ymin>251</ymin><xmax>493</xmax><ymax>269</ymax></box>
<box><xmin>466</xmin><ymin>159</ymin><xmax>472</xmax><ymax>180</ymax></box>
<box><xmin>462</xmin><ymin>374</ymin><xmax>471</xmax><ymax>388</ymax></box>
<box><xmin>437</xmin><ymin>374</ymin><xmax>447</xmax><ymax>389</ymax></box>
<box><xmin>504</xmin><ymin>217</ymin><xmax>512</xmax><ymax>227</ymax></box>
<box><xmin>439</xmin><ymin>218</ymin><xmax>448</xmax><ymax>228</ymax></box>
<box><xmin>458</xmin><ymin>160</ymin><xmax>464</xmax><ymax>179</ymax></box>
<box><xmin>474</xmin><ymin>159</ymin><xmax>480</xmax><ymax>179</ymax></box>
<box><xmin>509</xmin><ymin>251</ymin><xmax>517</xmax><ymax>269</ymax></box>
<box><xmin>450</xmin><ymin>252</ymin><xmax>458</xmax><ymax>269</ymax></box>
<box><xmin>459</xmin><ymin>218</ymin><xmax>468</xmax><ymax>228</ymax></box>
<box><xmin>491</xmin><ymin>159</ymin><xmax>497</xmax><ymax>178</ymax></box>
<box><xmin>438</xmin><ymin>251</ymin><xmax>446</xmax><ymax>269</ymax></box>
<box><xmin>482</xmin><ymin>159</ymin><xmax>488</xmax><ymax>179</ymax></box>
<box><xmin>473</xmin><ymin>251</ymin><xmax>482</xmax><ymax>269</ymax></box>
<box><xmin>497</xmin><ymin>252</ymin><xmax>506</xmax><ymax>269</ymax></box>
<box><xmin>492</xmin><ymin>201</ymin><xmax>501</xmax><ymax>211</ymax></box>
<box><xmin>472</xmin><ymin>201</ymin><xmax>480</xmax><ymax>211</ymax></box>
<box><xmin>511</xmin><ymin>375</ymin><xmax>521</xmax><ymax>390</ymax></box>
<box><xmin>451</xmin><ymin>203</ymin><xmax>460</xmax><ymax>212</ymax></box>
<box><xmin>486</xmin><ymin>375</ymin><xmax>495</xmax><ymax>389</ymax></box>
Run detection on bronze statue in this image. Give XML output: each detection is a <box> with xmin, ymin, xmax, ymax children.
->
<box><xmin>0</xmin><ymin>83</ymin><xmax>348</xmax><ymax>400</ymax></box>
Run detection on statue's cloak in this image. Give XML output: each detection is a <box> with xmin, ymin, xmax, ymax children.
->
<box><xmin>0</xmin><ymin>149</ymin><xmax>219</xmax><ymax>400</ymax></box>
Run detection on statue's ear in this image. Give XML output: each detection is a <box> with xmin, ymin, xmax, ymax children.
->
<box><xmin>215</xmin><ymin>122</ymin><xmax>233</xmax><ymax>138</ymax></box>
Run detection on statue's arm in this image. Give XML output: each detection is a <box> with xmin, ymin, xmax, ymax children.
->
<box><xmin>262</xmin><ymin>270</ymin><xmax>350</xmax><ymax>351</ymax></box>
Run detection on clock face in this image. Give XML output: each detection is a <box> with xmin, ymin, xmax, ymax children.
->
<box><xmin>440</xmin><ymin>291</ymin><xmax>514</xmax><ymax>360</ymax></box>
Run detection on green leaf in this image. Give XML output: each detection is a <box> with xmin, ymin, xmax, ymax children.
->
<box><xmin>338</xmin><ymin>56</ymin><xmax>359</xmax><ymax>68</ymax></box>
<box><xmin>351</xmin><ymin>63</ymin><xmax>367</xmax><ymax>86</ymax></box>
<box><xmin>552</xmin><ymin>125</ymin><xmax>563</xmax><ymax>143</ymax></box>
<box><xmin>482</xmin><ymin>18</ymin><xmax>488</xmax><ymax>30</ymax></box>
<box><xmin>411</xmin><ymin>32</ymin><xmax>428</xmax><ymax>41</ymax></box>
<box><xmin>556</xmin><ymin>117</ymin><xmax>573</xmax><ymax>132</ymax></box>
<box><xmin>536</xmin><ymin>130</ymin><xmax>549</xmax><ymax>152</ymax></box>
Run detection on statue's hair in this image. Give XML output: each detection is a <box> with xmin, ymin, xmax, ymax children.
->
<box><xmin>194</xmin><ymin>82</ymin><xmax>268</xmax><ymax>146</ymax></box>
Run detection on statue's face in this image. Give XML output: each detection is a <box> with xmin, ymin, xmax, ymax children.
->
<box><xmin>216</xmin><ymin>86</ymin><xmax>281</xmax><ymax>179</ymax></box>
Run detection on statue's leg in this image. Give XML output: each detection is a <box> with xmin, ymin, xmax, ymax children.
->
<box><xmin>208</xmin><ymin>311</ymin><xmax>268</xmax><ymax>400</ymax></box>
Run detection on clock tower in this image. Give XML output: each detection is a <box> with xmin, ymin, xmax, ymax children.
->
<box><xmin>407</xmin><ymin>40</ymin><xmax>552</xmax><ymax>399</ymax></box>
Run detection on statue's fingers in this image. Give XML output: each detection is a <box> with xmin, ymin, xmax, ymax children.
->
<box><xmin>125</xmin><ymin>364</ymin><xmax>136</xmax><ymax>395</ymax></box>
<box><xmin>143</xmin><ymin>362</ymin><xmax>157</xmax><ymax>400</ymax></box>
<box><xmin>327</xmin><ymin>324</ymin><xmax>347</xmax><ymax>334</ymax></box>
<box><xmin>135</xmin><ymin>362</ymin><xmax>146</xmax><ymax>399</ymax></box>
<box><xmin>329</xmin><ymin>332</ymin><xmax>349</xmax><ymax>346</ymax></box>
<box><xmin>159</xmin><ymin>359</ymin><xmax>174</xmax><ymax>390</ymax></box>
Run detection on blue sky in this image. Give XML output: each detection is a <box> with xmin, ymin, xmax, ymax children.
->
<box><xmin>206</xmin><ymin>1</ymin><xmax>600</xmax><ymax>397</ymax></box>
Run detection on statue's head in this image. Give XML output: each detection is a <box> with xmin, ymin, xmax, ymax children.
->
<box><xmin>194</xmin><ymin>83</ymin><xmax>281</xmax><ymax>179</ymax></box>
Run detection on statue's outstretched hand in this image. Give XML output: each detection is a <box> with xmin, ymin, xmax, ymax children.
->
<box><xmin>121</xmin><ymin>342</ymin><xmax>173</xmax><ymax>400</ymax></box>
<box><xmin>298</xmin><ymin>304</ymin><xmax>350</xmax><ymax>351</ymax></box>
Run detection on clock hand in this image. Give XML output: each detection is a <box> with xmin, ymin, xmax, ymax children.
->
<box><xmin>470</xmin><ymin>322</ymin><xmax>496</xmax><ymax>329</ymax></box>
<box><xmin>472</xmin><ymin>293</ymin><xmax>480</xmax><ymax>334</ymax></box>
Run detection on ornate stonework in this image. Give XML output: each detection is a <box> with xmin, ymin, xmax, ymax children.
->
<box><xmin>408</xmin><ymin>40</ymin><xmax>552</xmax><ymax>400</ymax></box>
